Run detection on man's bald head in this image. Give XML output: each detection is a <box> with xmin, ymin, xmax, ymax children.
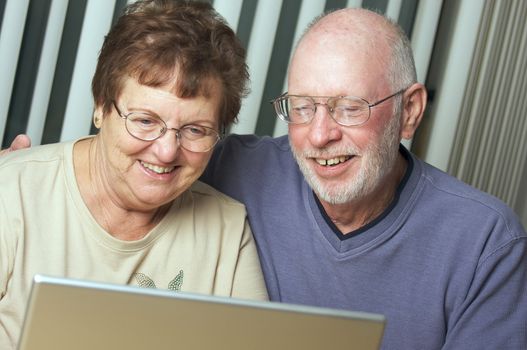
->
<box><xmin>293</xmin><ymin>8</ymin><xmax>416</xmax><ymax>91</ymax></box>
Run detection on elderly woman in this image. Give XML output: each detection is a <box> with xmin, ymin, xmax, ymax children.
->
<box><xmin>0</xmin><ymin>0</ymin><xmax>268</xmax><ymax>348</ymax></box>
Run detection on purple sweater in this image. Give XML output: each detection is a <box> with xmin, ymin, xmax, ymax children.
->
<box><xmin>201</xmin><ymin>134</ymin><xmax>527</xmax><ymax>349</ymax></box>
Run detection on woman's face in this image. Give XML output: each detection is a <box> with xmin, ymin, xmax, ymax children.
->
<box><xmin>93</xmin><ymin>77</ymin><xmax>222</xmax><ymax>211</ymax></box>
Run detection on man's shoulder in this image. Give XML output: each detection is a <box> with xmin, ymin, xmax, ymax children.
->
<box><xmin>217</xmin><ymin>133</ymin><xmax>290</xmax><ymax>155</ymax></box>
<box><xmin>205</xmin><ymin>133</ymin><xmax>292</xmax><ymax>174</ymax></box>
<box><xmin>419</xmin><ymin>158</ymin><xmax>507</xmax><ymax>207</ymax></box>
<box><xmin>415</xmin><ymin>156</ymin><xmax>526</xmax><ymax>238</ymax></box>
<box><xmin>201</xmin><ymin>134</ymin><xmax>297</xmax><ymax>200</ymax></box>
<box><xmin>189</xmin><ymin>180</ymin><xmax>247</xmax><ymax>211</ymax></box>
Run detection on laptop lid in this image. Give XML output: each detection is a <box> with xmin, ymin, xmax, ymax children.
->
<box><xmin>18</xmin><ymin>274</ymin><xmax>385</xmax><ymax>350</ymax></box>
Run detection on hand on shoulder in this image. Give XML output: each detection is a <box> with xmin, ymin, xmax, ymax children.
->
<box><xmin>0</xmin><ymin>134</ymin><xmax>31</xmax><ymax>156</ymax></box>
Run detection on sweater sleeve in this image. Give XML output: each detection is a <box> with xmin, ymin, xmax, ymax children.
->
<box><xmin>442</xmin><ymin>235</ymin><xmax>527</xmax><ymax>349</ymax></box>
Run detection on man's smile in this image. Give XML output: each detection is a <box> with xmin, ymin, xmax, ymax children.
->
<box><xmin>315</xmin><ymin>156</ymin><xmax>351</xmax><ymax>166</ymax></box>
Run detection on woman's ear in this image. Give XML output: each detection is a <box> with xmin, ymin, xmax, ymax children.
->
<box><xmin>400</xmin><ymin>83</ymin><xmax>427</xmax><ymax>140</ymax></box>
<box><xmin>93</xmin><ymin>108</ymin><xmax>104</xmax><ymax>129</ymax></box>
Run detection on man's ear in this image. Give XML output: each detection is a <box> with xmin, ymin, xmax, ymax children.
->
<box><xmin>400</xmin><ymin>83</ymin><xmax>427</xmax><ymax>140</ymax></box>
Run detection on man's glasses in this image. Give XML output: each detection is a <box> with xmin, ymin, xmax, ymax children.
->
<box><xmin>270</xmin><ymin>89</ymin><xmax>406</xmax><ymax>127</ymax></box>
<box><xmin>113</xmin><ymin>102</ymin><xmax>220</xmax><ymax>153</ymax></box>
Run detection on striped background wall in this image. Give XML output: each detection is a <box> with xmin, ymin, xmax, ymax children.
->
<box><xmin>447</xmin><ymin>0</ymin><xmax>527</xmax><ymax>219</ymax></box>
<box><xmin>0</xmin><ymin>0</ymin><xmax>442</xmax><ymax>148</ymax></box>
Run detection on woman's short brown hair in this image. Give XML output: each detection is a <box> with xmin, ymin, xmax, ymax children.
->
<box><xmin>91</xmin><ymin>0</ymin><xmax>249</xmax><ymax>128</ymax></box>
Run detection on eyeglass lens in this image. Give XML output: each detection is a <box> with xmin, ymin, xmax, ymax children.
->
<box><xmin>125</xmin><ymin>113</ymin><xmax>219</xmax><ymax>152</ymax></box>
<box><xmin>278</xmin><ymin>96</ymin><xmax>370</xmax><ymax>126</ymax></box>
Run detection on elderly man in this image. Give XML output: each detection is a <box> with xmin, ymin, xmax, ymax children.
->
<box><xmin>4</xmin><ymin>7</ymin><xmax>526</xmax><ymax>350</ymax></box>
<box><xmin>202</xmin><ymin>8</ymin><xmax>527</xmax><ymax>349</ymax></box>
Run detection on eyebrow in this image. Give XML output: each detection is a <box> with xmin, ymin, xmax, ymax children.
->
<box><xmin>121</xmin><ymin>102</ymin><xmax>219</xmax><ymax>129</ymax></box>
<box><xmin>121</xmin><ymin>104</ymin><xmax>162</xmax><ymax>116</ymax></box>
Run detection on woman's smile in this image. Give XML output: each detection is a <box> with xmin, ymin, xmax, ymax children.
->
<box><xmin>140</xmin><ymin>160</ymin><xmax>176</xmax><ymax>174</ymax></box>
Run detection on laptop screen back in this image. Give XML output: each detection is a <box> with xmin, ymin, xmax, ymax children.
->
<box><xmin>18</xmin><ymin>275</ymin><xmax>385</xmax><ymax>350</ymax></box>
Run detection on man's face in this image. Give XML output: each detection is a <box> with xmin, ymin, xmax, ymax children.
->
<box><xmin>287</xmin><ymin>31</ymin><xmax>402</xmax><ymax>205</ymax></box>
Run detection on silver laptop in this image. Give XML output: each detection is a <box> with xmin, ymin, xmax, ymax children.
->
<box><xmin>18</xmin><ymin>274</ymin><xmax>385</xmax><ymax>350</ymax></box>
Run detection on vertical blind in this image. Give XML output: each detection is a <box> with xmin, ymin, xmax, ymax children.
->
<box><xmin>448</xmin><ymin>0</ymin><xmax>527</xmax><ymax>214</ymax></box>
<box><xmin>0</xmin><ymin>0</ymin><xmax>442</xmax><ymax>148</ymax></box>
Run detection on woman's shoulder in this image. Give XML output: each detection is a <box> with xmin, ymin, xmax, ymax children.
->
<box><xmin>0</xmin><ymin>141</ymin><xmax>71</xmax><ymax>170</ymax></box>
<box><xmin>177</xmin><ymin>181</ymin><xmax>249</xmax><ymax>240</ymax></box>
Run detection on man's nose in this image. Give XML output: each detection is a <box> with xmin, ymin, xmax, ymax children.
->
<box><xmin>307</xmin><ymin>105</ymin><xmax>342</xmax><ymax>147</ymax></box>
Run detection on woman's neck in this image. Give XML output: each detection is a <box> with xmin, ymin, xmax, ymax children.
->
<box><xmin>73</xmin><ymin>137</ymin><xmax>169</xmax><ymax>240</ymax></box>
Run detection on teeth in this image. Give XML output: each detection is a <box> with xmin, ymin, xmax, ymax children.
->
<box><xmin>316</xmin><ymin>156</ymin><xmax>350</xmax><ymax>166</ymax></box>
<box><xmin>141</xmin><ymin>161</ymin><xmax>175</xmax><ymax>174</ymax></box>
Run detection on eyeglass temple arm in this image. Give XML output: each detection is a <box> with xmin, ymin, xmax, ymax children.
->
<box><xmin>270</xmin><ymin>92</ymin><xmax>289</xmax><ymax>104</ymax></box>
<box><xmin>368</xmin><ymin>89</ymin><xmax>406</xmax><ymax>108</ymax></box>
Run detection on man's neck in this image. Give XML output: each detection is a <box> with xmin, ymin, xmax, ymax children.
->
<box><xmin>320</xmin><ymin>153</ymin><xmax>408</xmax><ymax>234</ymax></box>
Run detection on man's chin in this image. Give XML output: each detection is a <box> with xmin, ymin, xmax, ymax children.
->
<box><xmin>311</xmin><ymin>181</ymin><xmax>360</xmax><ymax>205</ymax></box>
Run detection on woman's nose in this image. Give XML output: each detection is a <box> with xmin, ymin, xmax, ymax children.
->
<box><xmin>155</xmin><ymin>129</ymin><xmax>181</xmax><ymax>162</ymax></box>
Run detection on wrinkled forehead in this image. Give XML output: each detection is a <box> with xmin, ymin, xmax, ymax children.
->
<box><xmin>299</xmin><ymin>20</ymin><xmax>391</xmax><ymax>62</ymax></box>
<box><xmin>288</xmin><ymin>28</ymin><xmax>391</xmax><ymax>94</ymax></box>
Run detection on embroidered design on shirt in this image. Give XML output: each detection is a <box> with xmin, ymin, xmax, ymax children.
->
<box><xmin>133</xmin><ymin>270</ymin><xmax>184</xmax><ymax>291</ymax></box>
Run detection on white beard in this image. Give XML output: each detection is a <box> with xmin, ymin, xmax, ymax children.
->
<box><xmin>291</xmin><ymin>112</ymin><xmax>402</xmax><ymax>205</ymax></box>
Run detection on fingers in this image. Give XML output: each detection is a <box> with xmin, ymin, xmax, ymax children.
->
<box><xmin>11</xmin><ymin>134</ymin><xmax>32</xmax><ymax>150</ymax></box>
<box><xmin>0</xmin><ymin>134</ymin><xmax>32</xmax><ymax>156</ymax></box>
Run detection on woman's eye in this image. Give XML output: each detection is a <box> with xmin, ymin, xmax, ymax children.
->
<box><xmin>139</xmin><ymin>118</ymin><xmax>154</xmax><ymax>126</ymax></box>
<box><xmin>186</xmin><ymin>126</ymin><xmax>206</xmax><ymax>136</ymax></box>
<box><xmin>130</xmin><ymin>115</ymin><xmax>161</xmax><ymax>129</ymax></box>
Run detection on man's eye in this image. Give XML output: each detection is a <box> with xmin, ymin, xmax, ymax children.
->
<box><xmin>291</xmin><ymin>104</ymin><xmax>313</xmax><ymax>113</ymax></box>
<box><xmin>293</xmin><ymin>106</ymin><xmax>310</xmax><ymax>111</ymax></box>
<box><xmin>336</xmin><ymin>105</ymin><xmax>363</xmax><ymax>114</ymax></box>
<box><xmin>340</xmin><ymin>106</ymin><xmax>361</xmax><ymax>112</ymax></box>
